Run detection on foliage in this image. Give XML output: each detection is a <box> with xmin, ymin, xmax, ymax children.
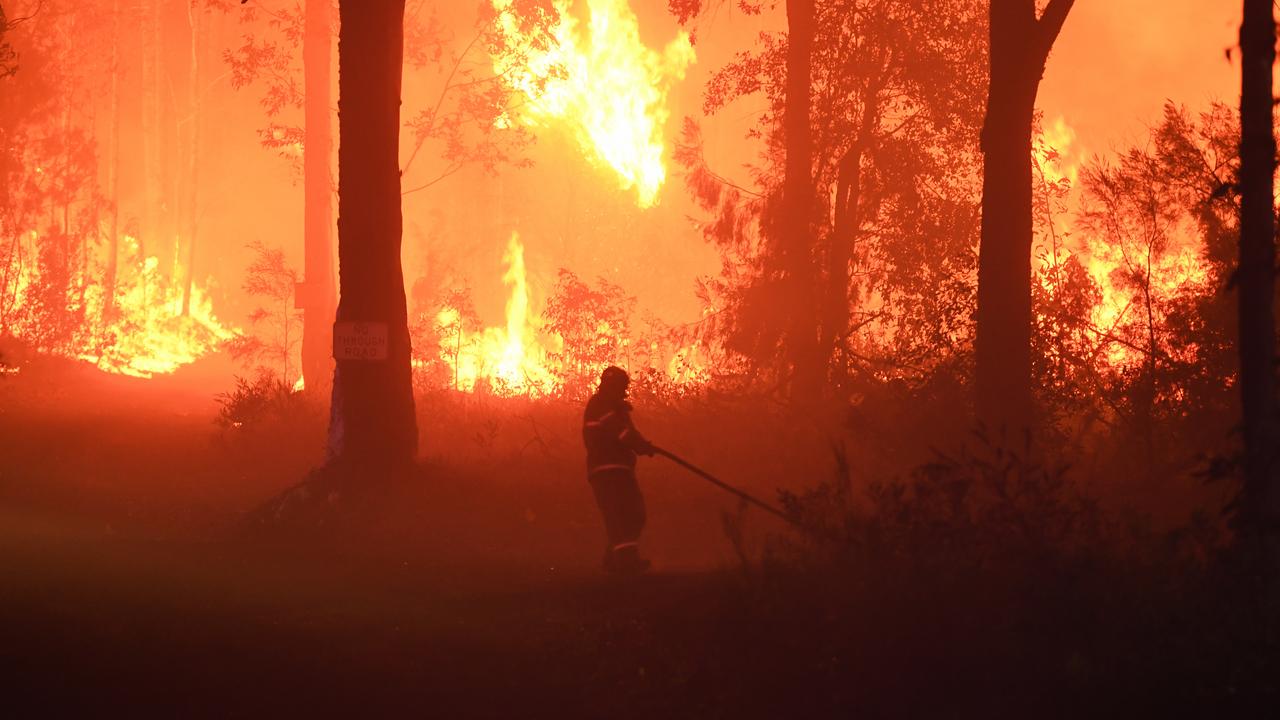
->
<box><xmin>0</xmin><ymin>1</ymin><xmax>112</xmax><ymax>353</ymax></box>
<box><xmin>409</xmin><ymin>284</ymin><xmax>481</xmax><ymax>392</ymax></box>
<box><xmin>226</xmin><ymin>241</ymin><xmax>301</xmax><ymax>384</ymax></box>
<box><xmin>1033</xmin><ymin>103</ymin><xmax>1241</xmax><ymax>478</ymax></box>
<box><xmin>215</xmin><ymin>370</ymin><xmax>308</xmax><ymax>431</ymax></box>
<box><xmin>399</xmin><ymin>0</ymin><xmax>539</xmax><ymax>194</ymax></box>
<box><xmin>713</xmin><ymin>437</ymin><xmax>1269</xmax><ymax>715</ymax></box>
<box><xmin>674</xmin><ymin>0</ymin><xmax>987</xmax><ymax>390</ymax></box>
<box><xmin>541</xmin><ymin>269</ymin><xmax>635</xmax><ymax>396</ymax></box>
<box><xmin>781</xmin><ymin>436</ymin><xmax>1107</xmax><ymax>563</ymax></box>
<box><xmin>214</xmin><ymin>371</ymin><xmax>325</xmax><ymax>472</ymax></box>
<box><xmin>217</xmin><ymin>0</ymin><xmax>536</xmax><ymax>187</ymax></box>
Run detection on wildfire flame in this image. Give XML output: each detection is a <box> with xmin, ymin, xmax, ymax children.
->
<box><xmin>1034</xmin><ymin>116</ymin><xmax>1213</xmax><ymax>368</ymax></box>
<box><xmin>441</xmin><ymin>233</ymin><xmax>558</xmax><ymax>395</ymax></box>
<box><xmin>434</xmin><ymin>231</ymin><xmax>713</xmax><ymax>396</ymax></box>
<box><xmin>490</xmin><ymin>0</ymin><xmax>696</xmax><ymax>208</ymax></box>
<box><xmin>4</xmin><ymin>232</ymin><xmax>236</xmax><ymax>379</ymax></box>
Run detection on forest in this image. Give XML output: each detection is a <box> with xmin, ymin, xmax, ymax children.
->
<box><xmin>0</xmin><ymin>0</ymin><xmax>1277</xmax><ymax>716</ymax></box>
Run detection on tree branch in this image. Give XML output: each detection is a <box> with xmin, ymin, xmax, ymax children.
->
<box><xmin>1035</xmin><ymin>0</ymin><xmax>1076</xmax><ymax>57</ymax></box>
<box><xmin>401</xmin><ymin>162</ymin><xmax>464</xmax><ymax>195</ymax></box>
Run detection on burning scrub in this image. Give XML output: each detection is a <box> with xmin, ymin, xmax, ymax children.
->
<box><xmin>582</xmin><ymin>366</ymin><xmax>655</xmax><ymax>574</ymax></box>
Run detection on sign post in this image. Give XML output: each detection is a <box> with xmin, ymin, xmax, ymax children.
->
<box><xmin>332</xmin><ymin>321</ymin><xmax>389</xmax><ymax>361</ymax></box>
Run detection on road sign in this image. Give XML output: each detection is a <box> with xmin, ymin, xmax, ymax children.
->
<box><xmin>333</xmin><ymin>321</ymin><xmax>389</xmax><ymax>361</ymax></box>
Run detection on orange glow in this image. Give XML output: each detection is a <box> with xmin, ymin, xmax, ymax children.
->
<box><xmin>433</xmin><ymin>232</ymin><xmax>714</xmax><ymax>396</ymax></box>
<box><xmin>85</xmin><ymin>236</ymin><xmax>237</xmax><ymax>378</ymax></box>
<box><xmin>490</xmin><ymin>0</ymin><xmax>696</xmax><ymax>207</ymax></box>
<box><xmin>440</xmin><ymin>233</ymin><xmax>558</xmax><ymax>395</ymax></box>
<box><xmin>1033</xmin><ymin>116</ymin><xmax>1214</xmax><ymax>368</ymax></box>
<box><xmin>3</xmin><ymin>230</ymin><xmax>235</xmax><ymax>378</ymax></box>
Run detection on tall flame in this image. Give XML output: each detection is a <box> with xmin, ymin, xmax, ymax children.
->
<box><xmin>85</xmin><ymin>236</ymin><xmax>237</xmax><ymax>378</ymax></box>
<box><xmin>491</xmin><ymin>0</ymin><xmax>696</xmax><ymax>207</ymax></box>
<box><xmin>442</xmin><ymin>233</ymin><xmax>557</xmax><ymax>395</ymax></box>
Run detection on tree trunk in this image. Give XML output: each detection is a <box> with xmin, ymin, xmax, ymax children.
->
<box><xmin>782</xmin><ymin>0</ymin><xmax>821</xmax><ymax>401</ymax></box>
<box><xmin>104</xmin><ymin>0</ymin><xmax>121</xmax><ymax>322</ymax></box>
<box><xmin>975</xmin><ymin>0</ymin><xmax>1073</xmax><ymax>440</ymax></box>
<box><xmin>140</xmin><ymin>0</ymin><xmax>161</xmax><ymax>264</ymax></box>
<box><xmin>1238</xmin><ymin>0</ymin><xmax>1279</xmax><ymax>532</ymax></box>
<box><xmin>181</xmin><ymin>0</ymin><xmax>201</xmax><ymax>317</ymax></box>
<box><xmin>326</xmin><ymin>0</ymin><xmax>417</xmax><ymax>476</ymax></box>
<box><xmin>824</xmin><ymin>96</ymin><xmax>876</xmax><ymax>389</ymax></box>
<box><xmin>301</xmin><ymin>0</ymin><xmax>336</xmax><ymax>392</ymax></box>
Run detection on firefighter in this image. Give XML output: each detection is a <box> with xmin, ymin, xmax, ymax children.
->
<box><xmin>583</xmin><ymin>365</ymin><xmax>655</xmax><ymax>574</ymax></box>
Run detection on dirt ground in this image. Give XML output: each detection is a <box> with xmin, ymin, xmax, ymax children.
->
<box><xmin>4</xmin><ymin>359</ymin><xmax>1273</xmax><ymax>718</ymax></box>
<box><xmin>0</xmin><ymin>360</ymin><xmax>808</xmax><ymax>717</ymax></box>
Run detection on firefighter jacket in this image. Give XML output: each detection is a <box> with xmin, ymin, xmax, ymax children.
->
<box><xmin>583</xmin><ymin>394</ymin><xmax>649</xmax><ymax>476</ymax></box>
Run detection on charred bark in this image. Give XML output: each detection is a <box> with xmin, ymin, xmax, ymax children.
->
<box><xmin>1237</xmin><ymin>0</ymin><xmax>1279</xmax><ymax>534</ymax></box>
<box><xmin>301</xmin><ymin>0</ymin><xmax>336</xmax><ymax>392</ymax></box>
<box><xmin>326</xmin><ymin>0</ymin><xmax>417</xmax><ymax>478</ymax></box>
<box><xmin>975</xmin><ymin>0</ymin><xmax>1074</xmax><ymax>439</ymax></box>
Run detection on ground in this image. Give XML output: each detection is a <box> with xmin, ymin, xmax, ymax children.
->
<box><xmin>1</xmin><ymin>358</ymin><xmax>1275</xmax><ymax>717</ymax></box>
<box><xmin>0</xmin><ymin>358</ymin><xmax>800</xmax><ymax>717</ymax></box>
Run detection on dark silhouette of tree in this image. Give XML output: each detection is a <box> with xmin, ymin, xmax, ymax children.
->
<box><xmin>1237</xmin><ymin>0</ymin><xmax>1279</xmax><ymax>539</ymax></box>
<box><xmin>326</xmin><ymin>0</ymin><xmax>417</xmax><ymax>476</ymax></box>
<box><xmin>975</xmin><ymin>0</ymin><xmax>1073</xmax><ymax>438</ymax></box>
<box><xmin>778</xmin><ymin>0</ymin><xmax>821</xmax><ymax>401</ymax></box>
<box><xmin>674</xmin><ymin>0</ymin><xmax>986</xmax><ymax>398</ymax></box>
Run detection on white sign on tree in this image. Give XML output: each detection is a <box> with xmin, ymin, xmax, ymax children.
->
<box><xmin>333</xmin><ymin>321</ymin><xmax>389</xmax><ymax>361</ymax></box>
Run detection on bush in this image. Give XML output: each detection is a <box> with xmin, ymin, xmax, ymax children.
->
<box><xmin>696</xmin><ymin>436</ymin><xmax>1276</xmax><ymax>716</ymax></box>
<box><xmin>215</xmin><ymin>372</ymin><xmax>314</xmax><ymax>432</ymax></box>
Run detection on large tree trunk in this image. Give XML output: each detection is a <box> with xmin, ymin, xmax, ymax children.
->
<box><xmin>326</xmin><ymin>0</ymin><xmax>417</xmax><ymax>477</ymax></box>
<box><xmin>1237</xmin><ymin>0</ymin><xmax>1279</xmax><ymax>533</ymax></box>
<box><xmin>301</xmin><ymin>0</ymin><xmax>336</xmax><ymax>392</ymax></box>
<box><xmin>975</xmin><ymin>0</ymin><xmax>1073</xmax><ymax>439</ymax></box>
<box><xmin>782</xmin><ymin>0</ymin><xmax>821</xmax><ymax>401</ymax></box>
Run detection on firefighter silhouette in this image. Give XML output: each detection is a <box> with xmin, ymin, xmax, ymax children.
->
<box><xmin>582</xmin><ymin>365</ymin><xmax>655</xmax><ymax>574</ymax></box>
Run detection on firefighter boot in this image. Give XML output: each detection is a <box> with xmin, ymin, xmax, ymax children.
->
<box><xmin>612</xmin><ymin>543</ymin><xmax>650</xmax><ymax>575</ymax></box>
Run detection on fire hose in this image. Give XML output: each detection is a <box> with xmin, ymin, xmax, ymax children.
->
<box><xmin>651</xmin><ymin>445</ymin><xmax>797</xmax><ymax>527</ymax></box>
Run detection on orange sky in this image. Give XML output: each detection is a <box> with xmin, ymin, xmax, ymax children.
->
<box><xmin>1041</xmin><ymin>0</ymin><xmax>1239</xmax><ymax>164</ymax></box>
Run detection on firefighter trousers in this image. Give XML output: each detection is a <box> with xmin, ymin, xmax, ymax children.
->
<box><xmin>589</xmin><ymin>468</ymin><xmax>646</xmax><ymax>550</ymax></box>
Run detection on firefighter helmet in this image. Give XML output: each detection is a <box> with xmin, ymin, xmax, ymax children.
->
<box><xmin>600</xmin><ymin>365</ymin><xmax>630</xmax><ymax>392</ymax></box>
